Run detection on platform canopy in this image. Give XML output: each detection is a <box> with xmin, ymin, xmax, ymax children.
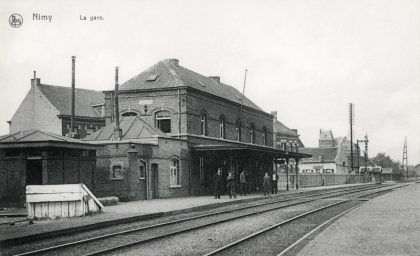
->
<box><xmin>0</xmin><ymin>129</ymin><xmax>98</xmax><ymax>150</ymax></box>
<box><xmin>190</xmin><ymin>144</ymin><xmax>311</xmax><ymax>159</ymax></box>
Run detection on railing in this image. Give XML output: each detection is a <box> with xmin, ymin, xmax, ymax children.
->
<box><xmin>277</xmin><ymin>173</ymin><xmax>373</xmax><ymax>189</ymax></box>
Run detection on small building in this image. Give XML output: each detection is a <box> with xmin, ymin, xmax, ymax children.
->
<box><xmin>298</xmin><ymin>147</ymin><xmax>348</xmax><ymax>174</ymax></box>
<box><xmin>8</xmin><ymin>74</ymin><xmax>105</xmax><ymax>138</ymax></box>
<box><xmin>85</xmin><ymin>116</ymin><xmax>190</xmax><ymax>201</ymax></box>
<box><xmin>0</xmin><ymin>129</ymin><xmax>97</xmax><ymax>207</ymax></box>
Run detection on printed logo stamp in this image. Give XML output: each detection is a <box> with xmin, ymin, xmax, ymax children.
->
<box><xmin>9</xmin><ymin>13</ymin><xmax>23</xmax><ymax>28</ymax></box>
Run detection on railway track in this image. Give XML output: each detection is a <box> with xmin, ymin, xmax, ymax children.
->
<box><xmin>204</xmin><ymin>185</ymin><xmax>404</xmax><ymax>256</ymax></box>
<box><xmin>3</xmin><ymin>183</ymin><xmax>402</xmax><ymax>256</ymax></box>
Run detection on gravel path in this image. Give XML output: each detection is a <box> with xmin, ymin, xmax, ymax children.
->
<box><xmin>297</xmin><ymin>182</ymin><xmax>420</xmax><ymax>256</ymax></box>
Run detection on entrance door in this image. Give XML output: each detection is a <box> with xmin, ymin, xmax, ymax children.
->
<box><xmin>151</xmin><ymin>164</ymin><xmax>159</xmax><ymax>199</ymax></box>
<box><xmin>26</xmin><ymin>160</ymin><xmax>43</xmax><ymax>185</ymax></box>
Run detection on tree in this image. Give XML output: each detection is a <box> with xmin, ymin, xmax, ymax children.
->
<box><xmin>372</xmin><ymin>153</ymin><xmax>399</xmax><ymax>170</ymax></box>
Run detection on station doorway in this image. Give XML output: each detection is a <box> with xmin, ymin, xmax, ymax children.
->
<box><xmin>26</xmin><ymin>159</ymin><xmax>43</xmax><ymax>185</ymax></box>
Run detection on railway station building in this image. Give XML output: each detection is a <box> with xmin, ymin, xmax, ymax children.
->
<box><xmin>97</xmin><ymin>58</ymin><xmax>310</xmax><ymax>197</ymax></box>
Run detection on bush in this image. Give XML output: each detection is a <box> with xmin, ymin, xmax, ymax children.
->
<box><xmin>98</xmin><ymin>197</ymin><xmax>119</xmax><ymax>206</ymax></box>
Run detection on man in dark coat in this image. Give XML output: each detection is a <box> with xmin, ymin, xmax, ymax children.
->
<box><xmin>214</xmin><ymin>168</ymin><xmax>222</xmax><ymax>199</ymax></box>
<box><xmin>226</xmin><ymin>171</ymin><xmax>236</xmax><ymax>199</ymax></box>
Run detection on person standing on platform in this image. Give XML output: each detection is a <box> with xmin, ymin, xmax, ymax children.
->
<box><xmin>226</xmin><ymin>171</ymin><xmax>236</xmax><ymax>199</ymax></box>
<box><xmin>272</xmin><ymin>172</ymin><xmax>279</xmax><ymax>194</ymax></box>
<box><xmin>214</xmin><ymin>168</ymin><xmax>222</xmax><ymax>199</ymax></box>
<box><xmin>263</xmin><ymin>172</ymin><xmax>271</xmax><ymax>196</ymax></box>
<box><xmin>239</xmin><ymin>170</ymin><xmax>247</xmax><ymax>196</ymax></box>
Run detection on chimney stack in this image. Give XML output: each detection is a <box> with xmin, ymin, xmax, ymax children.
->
<box><xmin>113</xmin><ymin>66</ymin><xmax>122</xmax><ymax>140</ymax></box>
<box><xmin>270</xmin><ymin>111</ymin><xmax>278</xmax><ymax>119</ymax></box>
<box><xmin>66</xmin><ymin>56</ymin><xmax>79</xmax><ymax>139</ymax></box>
<box><xmin>168</xmin><ymin>58</ymin><xmax>179</xmax><ymax>66</ymax></box>
<box><xmin>31</xmin><ymin>71</ymin><xmax>41</xmax><ymax>87</ymax></box>
<box><xmin>209</xmin><ymin>76</ymin><xmax>220</xmax><ymax>84</ymax></box>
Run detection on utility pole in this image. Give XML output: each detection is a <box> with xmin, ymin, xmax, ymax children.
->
<box><xmin>403</xmin><ymin>137</ymin><xmax>408</xmax><ymax>180</ymax></box>
<box><xmin>349</xmin><ymin>103</ymin><xmax>354</xmax><ymax>173</ymax></box>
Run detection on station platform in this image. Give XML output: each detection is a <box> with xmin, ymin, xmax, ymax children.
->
<box><xmin>298</xmin><ymin>181</ymin><xmax>420</xmax><ymax>256</ymax></box>
<box><xmin>0</xmin><ymin>183</ymin><xmax>370</xmax><ymax>245</ymax></box>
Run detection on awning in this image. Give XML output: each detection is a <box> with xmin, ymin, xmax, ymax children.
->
<box><xmin>190</xmin><ymin>144</ymin><xmax>312</xmax><ymax>159</ymax></box>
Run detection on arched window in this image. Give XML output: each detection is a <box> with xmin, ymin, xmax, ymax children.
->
<box><xmin>170</xmin><ymin>158</ymin><xmax>181</xmax><ymax>187</ymax></box>
<box><xmin>200</xmin><ymin>113</ymin><xmax>207</xmax><ymax>136</ymax></box>
<box><xmin>250</xmin><ymin>123</ymin><xmax>256</xmax><ymax>144</ymax></box>
<box><xmin>235</xmin><ymin>120</ymin><xmax>242</xmax><ymax>141</ymax></box>
<box><xmin>122</xmin><ymin>112</ymin><xmax>138</xmax><ymax>117</ymax></box>
<box><xmin>155</xmin><ymin>111</ymin><xmax>171</xmax><ymax>133</ymax></box>
<box><xmin>139</xmin><ymin>160</ymin><xmax>146</xmax><ymax>179</ymax></box>
<box><xmin>262</xmin><ymin>127</ymin><xmax>267</xmax><ymax>146</ymax></box>
<box><xmin>219</xmin><ymin>117</ymin><xmax>226</xmax><ymax>139</ymax></box>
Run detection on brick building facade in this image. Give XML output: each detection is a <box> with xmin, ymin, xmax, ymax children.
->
<box><xmin>9</xmin><ymin>75</ymin><xmax>105</xmax><ymax>139</ymax></box>
<box><xmin>100</xmin><ymin>59</ymin><xmax>309</xmax><ymax>195</ymax></box>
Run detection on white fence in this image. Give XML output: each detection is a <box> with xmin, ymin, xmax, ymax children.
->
<box><xmin>26</xmin><ymin>184</ymin><xmax>104</xmax><ymax>220</ymax></box>
<box><xmin>278</xmin><ymin>173</ymin><xmax>373</xmax><ymax>189</ymax></box>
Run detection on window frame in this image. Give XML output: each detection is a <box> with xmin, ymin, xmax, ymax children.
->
<box><xmin>139</xmin><ymin>160</ymin><xmax>147</xmax><ymax>180</ymax></box>
<box><xmin>200</xmin><ymin>113</ymin><xmax>207</xmax><ymax>136</ymax></box>
<box><xmin>110</xmin><ymin>162</ymin><xmax>124</xmax><ymax>180</ymax></box>
<box><xmin>219</xmin><ymin>117</ymin><xmax>226</xmax><ymax>139</ymax></box>
<box><xmin>250</xmin><ymin>123</ymin><xmax>256</xmax><ymax>144</ymax></box>
<box><xmin>155</xmin><ymin>111</ymin><xmax>171</xmax><ymax>133</ymax></box>
<box><xmin>170</xmin><ymin>158</ymin><xmax>181</xmax><ymax>188</ymax></box>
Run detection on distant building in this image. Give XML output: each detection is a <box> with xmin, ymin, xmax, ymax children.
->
<box><xmin>319</xmin><ymin>129</ymin><xmax>335</xmax><ymax>148</ymax></box>
<box><xmin>272</xmin><ymin>111</ymin><xmax>304</xmax><ymax>151</ymax></box>
<box><xmin>8</xmin><ymin>75</ymin><xmax>105</xmax><ymax>138</ymax></box>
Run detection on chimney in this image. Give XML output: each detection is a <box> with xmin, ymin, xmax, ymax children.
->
<box><xmin>168</xmin><ymin>59</ymin><xmax>179</xmax><ymax>66</ymax></box>
<box><xmin>209</xmin><ymin>76</ymin><xmax>220</xmax><ymax>84</ymax></box>
<box><xmin>66</xmin><ymin>56</ymin><xmax>79</xmax><ymax>139</ymax></box>
<box><xmin>113</xmin><ymin>66</ymin><xmax>122</xmax><ymax>140</ymax></box>
<box><xmin>31</xmin><ymin>71</ymin><xmax>41</xmax><ymax>87</ymax></box>
<box><xmin>270</xmin><ymin>111</ymin><xmax>278</xmax><ymax>119</ymax></box>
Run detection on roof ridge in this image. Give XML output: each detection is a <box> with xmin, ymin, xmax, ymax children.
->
<box><xmin>162</xmin><ymin>60</ymin><xmax>185</xmax><ymax>87</ymax></box>
<box><xmin>39</xmin><ymin>83</ymin><xmax>103</xmax><ymax>93</ymax></box>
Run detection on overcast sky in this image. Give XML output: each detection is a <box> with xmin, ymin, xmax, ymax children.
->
<box><xmin>1</xmin><ymin>0</ymin><xmax>419</xmax><ymax>164</ymax></box>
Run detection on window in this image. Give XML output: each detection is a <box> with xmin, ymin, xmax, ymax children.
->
<box><xmin>139</xmin><ymin>160</ymin><xmax>146</xmax><ymax>179</ymax></box>
<box><xmin>262</xmin><ymin>127</ymin><xmax>267</xmax><ymax>146</ymax></box>
<box><xmin>170</xmin><ymin>158</ymin><xmax>181</xmax><ymax>187</ymax></box>
<box><xmin>110</xmin><ymin>162</ymin><xmax>124</xmax><ymax>180</ymax></box>
<box><xmin>156</xmin><ymin>111</ymin><xmax>171</xmax><ymax>133</ymax></box>
<box><xmin>146</xmin><ymin>74</ymin><xmax>158</xmax><ymax>82</ymax></box>
<box><xmin>219</xmin><ymin>117</ymin><xmax>225</xmax><ymax>139</ymax></box>
<box><xmin>250</xmin><ymin>124</ymin><xmax>255</xmax><ymax>144</ymax></box>
<box><xmin>200</xmin><ymin>113</ymin><xmax>207</xmax><ymax>136</ymax></box>
<box><xmin>199</xmin><ymin>156</ymin><xmax>204</xmax><ymax>182</ymax></box>
<box><xmin>281</xmin><ymin>141</ymin><xmax>286</xmax><ymax>150</ymax></box>
<box><xmin>122</xmin><ymin>112</ymin><xmax>138</xmax><ymax>117</ymax></box>
<box><xmin>236</xmin><ymin>120</ymin><xmax>242</xmax><ymax>141</ymax></box>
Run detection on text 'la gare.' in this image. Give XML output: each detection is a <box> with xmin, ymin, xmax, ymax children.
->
<box><xmin>80</xmin><ymin>15</ymin><xmax>104</xmax><ymax>21</ymax></box>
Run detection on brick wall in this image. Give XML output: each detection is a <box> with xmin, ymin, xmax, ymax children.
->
<box><xmin>104</xmin><ymin>87</ymin><xmax>273</xmax><ymax>147</ymax></box>
<box><xmin>94</xmin><ymin>137</ymin><xmax>190</xmax><ymax>201</ymax></box>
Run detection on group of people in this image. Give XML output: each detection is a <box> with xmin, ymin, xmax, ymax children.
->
<box><xmin>213</xmin><ymin>168</ymin><xmax>279</xmax><ymax>199</ymax></box>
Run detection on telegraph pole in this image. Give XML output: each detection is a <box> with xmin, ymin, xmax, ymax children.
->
<box><xmin>403</xmin><ymin>137</ymin><xmax>408</xmax><ymax>179</ymax></box>
<box><xmin>349</xmin><ymin>103</ymin><xmax>354</xmax><ymax>173</ymax></box>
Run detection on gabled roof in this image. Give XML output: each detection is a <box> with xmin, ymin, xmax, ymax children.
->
<box><xmin>273</xmin><ymin>119</ymin><xmax>296</xmax><ymax>135</ymax></box>
<box><xmin>38</xmin><ymin>84</ymin><xmax>104</xmax><ymax>118</ymax></box>
<box><xmin>84</xmin><ymin>116</ymin><xmax>167</xmax><ymax>141</ymax></box>
<box><xmin>319</xmin><ymin>129</ymin><xmax>334</xmax><ymax>141</ymax></box>
<box><xmin>299</xmin><ymin>147</ymin><xmax>338</xmax><ymax>163</ymax></box>
<box><xmin>119</xmin><ymin>59</ymin><xmax>264</xmax><ymax>112</ymax></box>
<box><xmin>0</xmin><ymin>129</ymin><xmax>97</xmax><ymax>149</ymax></box>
